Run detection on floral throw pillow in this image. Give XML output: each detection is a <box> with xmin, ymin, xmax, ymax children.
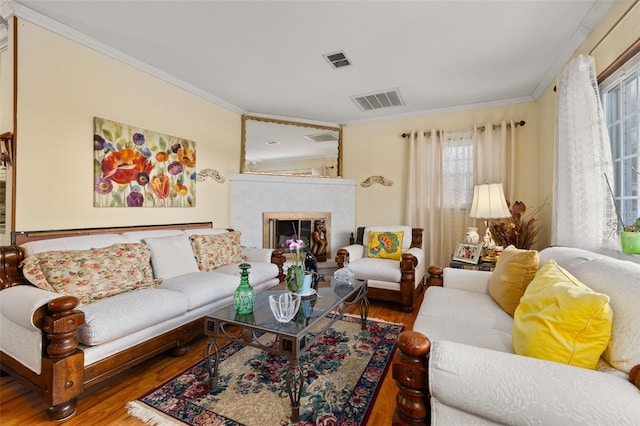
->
<box><xmin>367</xmin><ymin>231</ymin><xmax>404</xmax><ymax>260</ymax></box>
<box><xmin>19</xmin><ymin>243</ymin><xmax>158</xmax><ymax>305</ymax></box>
<box><xmin>190</xmin><ymin>231</ymin><xmax>245</xmax><ymax>271</ymax></box>
<box><xmin>21</xmin><ymin>255</ymin><xmax>55</xmax><ymax>291</ymax></box>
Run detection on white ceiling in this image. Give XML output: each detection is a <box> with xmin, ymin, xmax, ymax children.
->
<box><xmin>7</xmin><ymin>0</ymin><xmax>616</xmax><ymax>126</ymax></box>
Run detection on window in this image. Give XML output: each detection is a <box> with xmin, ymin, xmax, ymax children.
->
<box><xmin>442</xmin><ymin>129</ymin><xmax>474</xmax><ymax>209</ymax></box>
<box><xmin>601</xmin><ymin>51</ymin><xmax>640</xmax><ymax>228</ymax></box>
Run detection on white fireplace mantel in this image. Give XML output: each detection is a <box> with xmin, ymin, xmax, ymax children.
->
<box><xmin>229</xmin><ymin>174</ymin><xmax>356</xmax><ymax>256</ymax></box>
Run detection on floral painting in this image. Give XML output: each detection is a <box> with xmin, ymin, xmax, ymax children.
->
<box><xmin>93</xmin><ymin>117</ymin><xmax>196</xmax><ymax>207</ymax></box>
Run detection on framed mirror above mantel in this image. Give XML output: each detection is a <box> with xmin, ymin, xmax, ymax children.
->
<box><xmin>241</xmin><ymin>114</ymin><xmax>342</xmax><ymax>178</ymax></box>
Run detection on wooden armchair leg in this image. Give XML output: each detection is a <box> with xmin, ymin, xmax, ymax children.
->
<box><xmin>47</xmin><ymin>398</ymin><xmax>77</xmax><ymax>421</ymax></box>
<box><xmin>392</xmin><ymin>331</ymin><xmax>431</xmax><ymax>425</ymax></box>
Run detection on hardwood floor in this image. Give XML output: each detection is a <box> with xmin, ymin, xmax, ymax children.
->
<box><xmin>0</xmin><ymin>294</ymin><xmax>423</xmax><ymax>425</ymax></box>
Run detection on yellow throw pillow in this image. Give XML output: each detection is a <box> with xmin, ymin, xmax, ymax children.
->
<box><xmin>367</xmin><ymin>231</ymin><xmax>404</xmax><ymax>260</ymax></box>
<box><xmin>489</xmin><ymin>245</ymin><xmax>539</xmax><ymax>316</ymax></box>
<box><xmin>512</xmin><ymin>260</ymin><xmax>613</xmax><ymax>370</ymax></box>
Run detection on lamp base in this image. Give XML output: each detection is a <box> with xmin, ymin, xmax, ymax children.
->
<box><xmin>482</xmin><ymin>222</ymin><xmax>496</xmax><ymax>249</ymax></box>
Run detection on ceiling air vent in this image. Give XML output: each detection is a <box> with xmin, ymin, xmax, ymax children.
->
<box><xmin>323</xmin><ymin>50</ymin><xmax>351</xmax><ymax>69</ymax></box>
<box><xmin>351</xmin><ymin>88</ymin><xmax>404</xmax><ymax>111</ymax></box>
<box><xmin>304</xmin><ymin>133</ymin><xmax>338</xmax><ymax>143</ymax></box>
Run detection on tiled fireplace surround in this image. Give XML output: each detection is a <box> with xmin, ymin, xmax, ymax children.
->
<box><xmin>229</xmin><ymin>174</ymin><xmax>356</xmax><ymax>259</ymax></box>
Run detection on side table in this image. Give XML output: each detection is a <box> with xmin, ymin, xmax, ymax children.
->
<box><xmin>449</xmin><ymin>260</ymin><xmax>495</xmax><ymax>272</ymax></box>
<box><xmin>427</xmin><ymin>260</ymin><xmax>496</xmax><ymax>288</ymax></box>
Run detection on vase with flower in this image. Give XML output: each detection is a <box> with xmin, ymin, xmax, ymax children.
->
<box><xmin>285</xmin><ymin>238</ymin><xmax>307</xmax><ymax>293</ymax></box>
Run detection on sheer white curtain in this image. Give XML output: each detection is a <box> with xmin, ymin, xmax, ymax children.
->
<box><xmin>554</xmin><ymin>54</ymin><xmax>614</xmax><ymax>250</ymax></box>
<box><xmin>442</xmin><ymin>129</ymin><xmax>475</xmax><ymax>263</ymax></box>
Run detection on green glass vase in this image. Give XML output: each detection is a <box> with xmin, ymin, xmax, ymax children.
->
<box><xmin>286</xmin><ymin>265</ymin><xmax>305</xmax><ymax>293</ymax></box>
<box><xmin>234</xmin><ymin>263</ymin><xmax>255</xmax><ymax>314</ymax></box>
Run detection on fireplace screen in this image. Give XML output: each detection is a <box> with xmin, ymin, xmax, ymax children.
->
<box><xmin>273</xmin><ymin>219</ymin><xmax>312</xmax><ymax>251</ymax></box>
<box><xmin>263</xmin><ymin>212</ymin><xmax>330</xmax><ymax>262</ymax></box>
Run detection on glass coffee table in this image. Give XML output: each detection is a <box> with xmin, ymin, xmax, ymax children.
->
<box><xmin>204</xmin><ymin>278</ymin><xmax>368</xmax><ymax>422</ymax></box>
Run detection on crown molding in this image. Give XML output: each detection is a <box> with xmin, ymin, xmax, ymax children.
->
<box><xmin>531</xmin><ymin>0</ymin><xmax>614</xmax><ymax>100</ymax></box>
<box><xmin>0</xmin><ymin>1</ymin><xmax>9</xmax><ymax>46</ymax></box>
<box><xmin>342</xmin><ymin>95</ymin><xmax>534</xmax><ymax>127</ymax></box>
<box><xmin>6</xmin><ymin>0</ymin><xmax>244</xmax><ymax>115</ymax></box>
<box><xmin>0</xmin><ymin>1</ymin><xmax>14</xmax><ymax>20</ymax></box>
<box><xmin>243</xmin><ymin>111</ymin><xmax>341</xmax><ymax>129</ymax></box>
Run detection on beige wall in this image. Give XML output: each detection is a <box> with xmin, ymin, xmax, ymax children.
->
<box><xmin>9</xmin><ymin>0</ymin><xmax>640</xmax><ymax>245</ymax></box>
<box><xmin>15</xmin><ymin>20</ymin><xmax>240</xmax><ymax>232</ymax></box>
<box><xmin>536</xmin><ymin>0</ymin><xmax>640</xmax><ymax>248</ymax></box>
<box><xmin>343</xmin><ymin>102</ymin><xmax>539</xmax><ymax>243</ymax></box>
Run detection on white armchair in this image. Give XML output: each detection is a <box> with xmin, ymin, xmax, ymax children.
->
<box><xmin>335</xmin><ymin>226</ymin><xmax>425</xmax><ymax>312</ymax></box>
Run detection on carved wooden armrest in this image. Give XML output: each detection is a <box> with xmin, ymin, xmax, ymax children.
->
<box><xmin>410</xmin><ymin>228</ymin><xmax>424</xmax><ymax>249</ymax></box>
<box><xmin>335</xmin><ymin>248</ymin><xmax>350</xmax><ymax>268</ymax></box>
<box><xmin>630</xmin><ymin>365</ymin><xmax>640</xmax><ymax>390</ymax></box>
<box><xmin>40</xmin><ymin>296</ymin><xmax>85</xmax><ymax>357</ymax></box>
<box><xmin>270</xmin><ymin>249</ymin><xmax>286</xmax><ymax>282</ymax></box>
<box><xmin>0</xmin><ymin>245</ymin><xmax>28</xmax><ymax>289</ymax></box>
<box><xmin>400</xmin><ymin>252</ymin><xmax>418</xmax><ymax>269</ymax></box>
<box><xmin>393</xmin><ymin>330</ymin><xmax>431</xmax><ymax>425</ymax></box>
<box><xmin>427</xmin><ymin>265</ymin><xmax>443</xmax><ymax>287</ymax></box>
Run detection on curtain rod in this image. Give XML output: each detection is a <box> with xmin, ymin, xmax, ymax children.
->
<box><xmin>400</xmin><ymin>120</ymin><xmax>526</xmax><ymax>138</ymax></box>
<box><xmin>553</xmin><ymin>0</ymin><xmax>639</xmax><ymax>93</ymax></box>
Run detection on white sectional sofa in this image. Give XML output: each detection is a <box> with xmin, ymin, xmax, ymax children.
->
<box><xmin>392</xmin><ymin>246</ymin><xmax>640</xmax><ymax>425</ymax></box>
<box><xmin>0</xmin><ymin>223</ymin><xmax>284</xmax><ymax>420</ymax></box>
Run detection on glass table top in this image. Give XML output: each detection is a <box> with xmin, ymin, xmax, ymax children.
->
<box><xmin>206</xmin><ymin>278</ymin><xmax>366</xmax><ymax>337</ymax></box>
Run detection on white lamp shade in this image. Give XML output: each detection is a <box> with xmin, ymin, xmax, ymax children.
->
<box><xmin>469</xmin><ymin>183</ymin><xmax>511</xmax><ymax>219</ymax></box>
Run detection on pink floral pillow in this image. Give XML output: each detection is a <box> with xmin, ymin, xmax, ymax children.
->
<box><xmin>190</xmin><ymin>231</ymin><xmax>245</xmax><ymax>271</ymax></box>
<box><xmin>19</xmin><ymin>243</ymin><xmax>158</xmax><ymax>305</ymax></box>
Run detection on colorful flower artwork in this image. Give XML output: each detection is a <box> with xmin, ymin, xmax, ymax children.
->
<box><xmin>93</xmin><ymin>117</ymin><xmax>196</xmax><ymax>207</ymax></box>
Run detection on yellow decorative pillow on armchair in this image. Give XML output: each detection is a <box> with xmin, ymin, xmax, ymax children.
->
<box><xmin>512</xmin><ymin>260</ymin><xmax>613</xmax><ymax>370</ymax></box>
<box><xmin>367</xmin><ymin>231</ymin><xmax>404</xmax><ymax>260</ymax></box>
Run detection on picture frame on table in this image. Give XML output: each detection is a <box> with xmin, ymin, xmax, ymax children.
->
<box><xmin>453</xmin><ymin>242</ymin><xmax>483</xmax><ymax>264</ymax></box>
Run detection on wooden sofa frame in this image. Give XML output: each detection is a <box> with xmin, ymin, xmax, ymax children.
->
<box><xmin>0</xmin><ymin>222</ymin><xmax>286</xmax><ymax>420</ymax></box>
<box><xmin>335</xmin><ymin>227</ymin><xmax>424</xmax><ymax>313</ymax></box>
<box><xmin>390</xmin><ymin>266</ymin><xmax>640</xmax><ymax>425</ymax></box>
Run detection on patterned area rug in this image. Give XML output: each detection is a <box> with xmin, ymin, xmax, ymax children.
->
<box><xmin>127</xmin><ymin>315</ymin><xmax>403</xmax><ymax>426</ymax></box>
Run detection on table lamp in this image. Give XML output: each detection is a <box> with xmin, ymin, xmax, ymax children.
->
<box><xmin>469</xmin><ymin>183</ymin><xmax>512</xmax><ymax>248</ymax></box>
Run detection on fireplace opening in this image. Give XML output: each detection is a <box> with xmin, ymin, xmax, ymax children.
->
<box><xmin>263</xmin><ymin>212</ymin><xmax>330</xmax><ymax>262</ymax></box>
<box><xmin>274</xmin><ymin>219</ymin><xmax>312</xmax><ymax>250</ymax></box>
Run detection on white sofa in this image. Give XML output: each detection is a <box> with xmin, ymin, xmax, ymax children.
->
<box><xmin>393</xmin><ymin>246</ymin><xmax>640</xmax><ymax>425</ymax></box>
<box><xmin>0</xmin><ymin>223</ymin><xmax>283</xmax><ymax>420</ymax></box>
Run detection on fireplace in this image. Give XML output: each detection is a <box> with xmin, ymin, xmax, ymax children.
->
<box><xmin>263</xmin><ymin>212</ymin><xmax>331</xmax><ymax>261</ymax></box>
<box><xmin>229</xmin><ymin>174</ymin><xmax>356</xmax><ymax>258</ymax></box>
